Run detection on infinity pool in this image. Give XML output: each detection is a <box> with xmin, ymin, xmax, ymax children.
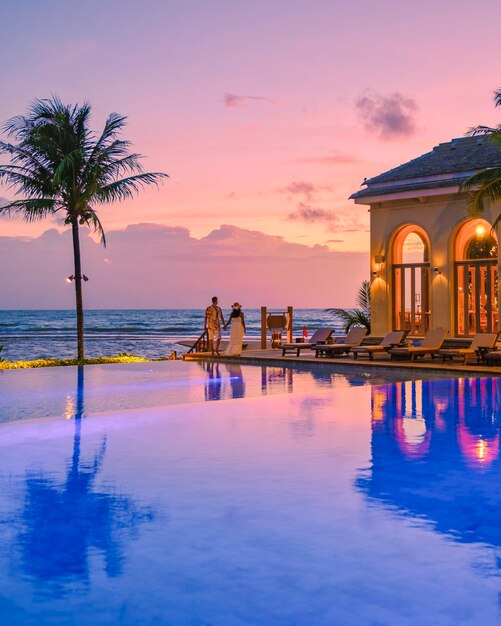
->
<box><xmin>1</xmin><ymin>362</ymin><xmax>500</xmax><ymax>624</ymax></box>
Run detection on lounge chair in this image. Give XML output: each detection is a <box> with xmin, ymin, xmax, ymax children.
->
<box><xmin>314</xmin><ymin>327</ymin><xmax>367</xmax><ymax>357</ymax></box>
<box><xmin>438</xmin><ymin>332</ymin><xmax>498</xmax><ymax>364</ymax></box>
<box><xmin>281</xmin><ymin>328</ymin><xmax>334</xmax><ymax>356</ymax></box>
<box><xmin>389</xmin><ymin>328</ymin><xmax>448</xmax><ymax>362</ymax></box>
<box><xmin>352</xmin><ymin>330</ymin><xmax>407</xmax><ymax>360</ymax></box>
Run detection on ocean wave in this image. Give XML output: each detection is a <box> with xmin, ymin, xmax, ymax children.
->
<box><xmin>0</xmin><ymin>309</ymin><xmax>343</xmax><ymax>360</ymax></box>
<box><xmin>1</xmin><ymin>326</ymin><xmax>203</xmax><ymax>334</ymax></box>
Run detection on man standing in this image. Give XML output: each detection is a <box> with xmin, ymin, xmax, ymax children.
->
<box><xmin>204</xmin><ymin>296</ymin><xmax>224</xmax><ymax>355</ymax></box>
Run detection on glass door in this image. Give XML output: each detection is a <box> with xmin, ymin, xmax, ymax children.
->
<box><xmin>455</xmin><ymin>261</ymin><xmax>498</xmax><ymax>336</ymax></box>
<box><xmin>393</xmin><ymin>263</ymin><xmax>430</xmax><ymax>336</ymax></box>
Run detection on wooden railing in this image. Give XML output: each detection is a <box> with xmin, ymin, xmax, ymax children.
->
<box><xmin>187</xmin><ymin>329</ymin><xmax>209</xmax><ymax>354</ymax></box>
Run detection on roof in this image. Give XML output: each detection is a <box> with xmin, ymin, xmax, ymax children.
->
<box><xmin>350</xmin><ymin>136</ymin><xmax>501</xmax><ymax>201</ymax></box>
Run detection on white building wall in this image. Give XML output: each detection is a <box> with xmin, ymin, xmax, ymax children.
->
<box><xmin>368</xmin><ymin>193</ymin><xmax>501</xmax><ymax>336</ymax></box>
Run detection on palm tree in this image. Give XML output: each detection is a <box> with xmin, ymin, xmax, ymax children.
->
<box><xmin>0</xmin><ymin>97</ymin><xmax>167</xmax><ymax>361</ymax></box>
<box><xmin>460</xmin><ymin>89</ymin><xmax>501</xmax><ymax>226</ymax></box>
<box><xmin>327</xmin><ymin>279</ymin><xmax>371</xmax><ymax>333</ymax></box>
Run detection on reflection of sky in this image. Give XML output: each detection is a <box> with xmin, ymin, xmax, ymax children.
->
<box><xmin>3</xmin><ymin>368</ymin><xmax>501</xmax><ymax>623</ymax></box>
<box><xmin>0</xmin><ymin>359</ymin><xmax>438</xmax><ymax>424</ymax></box>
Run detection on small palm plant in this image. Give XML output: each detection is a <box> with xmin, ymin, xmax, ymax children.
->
<box><xmin>460</xmin><ymin>89</ymin><xmax>501</xmax><ymax>225</ymax></box>
<box><xmin>327</xmin><ymin>280</ymin><xmax>371</xmax><ymax>333</ymax></box>
<box><xmin>0</xmin><ymin>97</ymin><xmax>167</xmax><ymax>360</ymax></box>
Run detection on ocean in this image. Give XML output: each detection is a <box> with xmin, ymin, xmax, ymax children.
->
<box><xmin>0</xmin><ymin>309</ymin><xmax>346</xmax><ymax>361</ymax></box>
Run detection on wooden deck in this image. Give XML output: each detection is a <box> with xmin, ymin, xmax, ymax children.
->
<box><xmin>184</xmin><ymin>347</ymin><xmax>501</xmax><ymax>376</ymax></box>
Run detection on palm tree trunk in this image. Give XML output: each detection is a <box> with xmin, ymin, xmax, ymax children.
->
<box><xmin>71</xmin><ymin>218</ymin><xmax>85</xmax><ymax>361</ymax></box>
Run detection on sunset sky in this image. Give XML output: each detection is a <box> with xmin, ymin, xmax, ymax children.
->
<box><xmin>1</xmin><ymin>0</ymin><xmax>500</xmax><ymax>308</ymax></box>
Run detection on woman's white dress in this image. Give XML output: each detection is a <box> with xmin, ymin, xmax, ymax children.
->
<box><xmin>225</xmin><ymin>317</ymin><xmax>244</xmax><ymax>356</ymax></box>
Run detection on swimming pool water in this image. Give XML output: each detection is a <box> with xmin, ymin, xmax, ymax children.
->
<box><xmin>1</xmin><ymin>362</ymin><xmax>500</xmax><ymax>624</ymax></box>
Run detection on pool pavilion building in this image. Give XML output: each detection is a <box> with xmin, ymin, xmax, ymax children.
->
<box><xmin>351</xmin><ymin>136</ymin><xmax>501</xmax><ymax>339</ymax></box>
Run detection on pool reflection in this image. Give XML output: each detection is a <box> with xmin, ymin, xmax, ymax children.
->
<box><xmin>198</xmin><ymin>360</ymin><xmax>414</xmax><ymax>403</ymax></box>
<box><xmin>18</xmin><ymin>367</ymin><xmax>154</xmax><ymax>590</ymax></box>
<box><xmin>358</xmin><ymin>377</ymin><xmax>501</xmax><ymax>546</ymax></box>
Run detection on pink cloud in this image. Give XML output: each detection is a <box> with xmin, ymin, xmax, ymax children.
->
<box><xmin>288</xmin><ymin>203</ymin><xmax>369</xmax><ymax>233</ymax></box>
<box><xmin>0</xmin><ymin>224</ymin><xmax>368</xmax><ymax>308</ymax></box>
<box><xmin>223</xmin><ymin>93</ymin><xmax>276</xmax><ymax>108</ymax></box>
<box><xmin>278</xmin><ymin>180</ymin><xmax>332</xmax><ymax>201</ymax></box>
<box><xmin>356</xmin><ymin>91</ymin><xmax>419</xmax><ymax>140</ymax></box>
<box><xmin>289</xmin><ymin>203</ymin><xmax>336</xmax><ymax>224</ymax></box>
<box><xmin>279</xmin><ymin>181</ymin><xmax>317</xmax><ymax>200</ymax></box>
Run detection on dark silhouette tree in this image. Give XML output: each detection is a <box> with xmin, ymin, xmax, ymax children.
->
<box><xmin>461</xmin><ymin>89</ymin><xmax>501</xmax><ymax>227</ymax></box>
<box><xmin>0</xmin><ymin>97</ymin><xmax>167</xmax><ymax>360</ymax></box>
<box><xmin>327</xmin><ymin>279</ymin><xmax>371</xmax><ymax>333</ymax></box>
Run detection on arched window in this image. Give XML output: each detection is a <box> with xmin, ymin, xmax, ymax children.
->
<box><xmin>454</xmin><ymin>219</ymin><xmax>498</xmax><ymax>336</ymax></box>
<box><xmin>402</xmin><ymin>232</ymin><xmax>429</xmax><ymax>264</ymax></box>
<box><xmin>392</xmin><ymin>226</ymin><xmax>430</xmax><ymax>336</ymax></box>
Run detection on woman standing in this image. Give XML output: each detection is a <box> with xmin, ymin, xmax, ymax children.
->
<box><xmin>224</xmin><ymin>303</ymin><xmax>246</xmax><ymax>356</ymax></box>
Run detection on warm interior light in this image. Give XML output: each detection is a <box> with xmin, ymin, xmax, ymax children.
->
<box><xmin>475</xmin><ymin>224</ymin><xmax>486</xmax><ymax>237</ymax></box>
<box><xmin>477</xmin><ymin>439</ymin><xmax>487</xmax><ymax>461</ymax></box>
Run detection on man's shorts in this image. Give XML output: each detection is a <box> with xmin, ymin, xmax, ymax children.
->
<box><xmin>207</xmin><ymin>327</ymin><xmax>221</xmax><ymax>341</ymax></box>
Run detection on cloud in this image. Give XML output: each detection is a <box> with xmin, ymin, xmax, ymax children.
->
<box><xmin>223</xmin><ymin>93</ymin><xmax>276</xmax><ymax>108</ymax></box>
<box><xmin>289</xmin><ymin>203</ymin><xmax>336</xmax><ymax>224</ymax></box>
<box><xmin>288</xmin><ymin>203</ymin><xmax>369</xmax><ymax>233</ymax></box>
<box><xmin>279</xmin><ymin>181</ymin><xmax>317</xmax><ymax>201</ymax></box>
<box><xmin>0</xmin><ymin>223</ymin><xmax>368</xmax><ymax>308</ymax></box>
<box><xmin>355</xmin><ymin>91</ymin><xmax>418</xmax><ymax>139</ymax></box>
<box><xmin>278</xmin><ymin>180</ymin><xmax>332</xmax><ymax>201</ymax></box>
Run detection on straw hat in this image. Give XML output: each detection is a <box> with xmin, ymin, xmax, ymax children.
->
<box><xmin>231</xmin><ymin>302</ymin><xmax>242</xmax><ymax>310</ymax></box>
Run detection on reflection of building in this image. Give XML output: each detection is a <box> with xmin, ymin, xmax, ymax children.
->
<box><xmin>358</xmin><ymin>378</ymin><xmax>501</xmax><ymax>547</ymax></box>
<box><xmin>351</xmin><ymin>137</ymin><xmax>501</xmax><ymax>336</ymax></box>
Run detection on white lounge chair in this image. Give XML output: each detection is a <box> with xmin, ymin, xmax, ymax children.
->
<box><xmin>438</xmin><ymin>332</ymin><xmax>498</xmax><ymax>364</ymax></box>
<box><xmin>352</xmin><ymin>330</ymin><xmax>406</xmax><ymax>360</ymax></box>
<box><xmin>389</xmin><ymin>328</ymin><xmax>448</xmax><ymax>362</ymax></box>
<box><xmin>281</xmin><ymin>328</ymin><xmax>334</xmax><ymax>356</ymax></box>
<box><xmin>314</xmin><ymin>327</ymin><xmax>367</xmax><ymax>357</ymax></box>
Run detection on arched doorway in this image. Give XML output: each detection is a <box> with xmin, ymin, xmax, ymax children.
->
<box><xmin>392</xmin><ymin>226</ymin><xmax>431</xmax><ymax>336</ymax></box>
<box><xmin>454</xmin><ymin>219</ymin><xmax>498</xmax><ymax>336</ymax></box>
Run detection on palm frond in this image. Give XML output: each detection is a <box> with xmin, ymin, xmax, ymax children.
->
<box><xmin>467</xmin><ymin>125</ymin><xmax>501</xmax><ymax>137</ymax></box>
<box><xmin>461</xmin><ymin>89</ymin><xmax>501</xmax><ymax>226</ymax></box>
<box><xmin>460</xmin><ymin>167</ymin><xmax>501</xmax><ymax>220</ymax></box>
<box><xmin>81</xmin><ymin>206</ymin><xmax>107</xmax><ymax>246</ymax></box>
<box><xmin>52</xmin><ymin>147</ymin><xmax>84</xmax><ymax>186</ymax></box>
<box><xmin>0</xmin><ymin>198</ymin><xmax>58</xmax><ymax>220</ymax></box>
<box><xmin>326</xmin><ymin>308</ymin><xmax>371</xmax><ymax>333</ymax></box>
<box><xmin>355</xmin><ymin>280</ymin><xmax>371</xmax><ymax>311</ymax></box>
<box><xmin>97</xmin><ymin>172</ymin><xmax>168</xmax><ymax>203</ymax></box>
<box><xmin>1</xmin><ymin>96</ymin><xmax>167</xmax><ymax>241</ymax></box>
<box><xmin>85</xmin><ymin>112</ymin><xmax>128</xmax><ymax>165</ymax></box>
<box><xmin>326</xmin><ymin>280</ymin><xmax>371</xmax><ymax>333</ymax></box>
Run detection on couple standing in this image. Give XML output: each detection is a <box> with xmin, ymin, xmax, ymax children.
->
<box><xmin>204</xmin><ymin>296</ymin><xmax>246</xmax><ymax>356</ymax></box>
